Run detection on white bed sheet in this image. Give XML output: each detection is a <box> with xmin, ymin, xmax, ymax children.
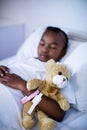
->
<box><xmin>0</xmin><ymin>83</ymin><xmax>87</xmax><ymax>130</ymax></box>
<box><xmin>0</xmin><ymin>84</ymin><xmax>87</xmax><ymax>130</ymax></box>
<box><xmin>0</xmin><ymin>57</ymin><xmax>87</xmax><ymax>130</ymax></box>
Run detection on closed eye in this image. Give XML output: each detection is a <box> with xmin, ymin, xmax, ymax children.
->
<box><xmin>49</xmin><ymin>44</ymin><xmax>58</xmax><ymax>49</ymax></box>
<box><xmin>39</xmin><ymin>41</ymin><xmax>45</xmax><ymax>46</ymax></box>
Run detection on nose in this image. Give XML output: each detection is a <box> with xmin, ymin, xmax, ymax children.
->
<box><xmin>63</xmin><ymin>78</ymin><xmax>66</xmax><ymax>81</ymax></box>
<box><xmin>42</xmin><ymin>45</ymin><xmax>49</xmax><ymax>52</ymax></box>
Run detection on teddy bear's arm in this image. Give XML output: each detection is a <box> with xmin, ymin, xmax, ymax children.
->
<box><xmin>56</xmin><ymin>93</ymin><xmax>70</xmax><ymax>111</ymax></box>
<box><xmin>27</xmin><ymin>79</ymin><xmax>45</xmax><ymax>91</ymax></box>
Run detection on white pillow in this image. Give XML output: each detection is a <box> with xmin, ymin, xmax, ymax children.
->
<box><xmin>16</xmin><ymin>26</ymin><xmax>82</xmax><ymax>62</ymax></box>
<box><xmin>61</xmin><ymin>40</ymin><xmax>80</xmax><ymax>62</ymax></box>
<box><xmin>16</xmin><ymin>26</ymin><xmax>46</xmax><ymax>62</ymax></box>
<box><xmin>63</xmin><ymin>43</ymin><xmax>87</xmax><ymax>112</ymax></box>
<box><xmin>16</xmin><ymin>26</ymin><xmax>69</xmax><ymax>62</ymax></box>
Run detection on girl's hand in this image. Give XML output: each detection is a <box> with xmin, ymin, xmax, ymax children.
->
<box><xmin>0</xmin><ymin>73</ymin><xmax>27</xmax><ymax>91</ymax></box>
<box><xmin>0</xmin><ymin>65</ymin><xmax>9</xmax><ymax>77</ymax></box>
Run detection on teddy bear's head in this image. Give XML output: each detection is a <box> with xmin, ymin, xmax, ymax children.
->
<box><xmin>46</xmin><ymin>59</ymin><xmax>71</xmax><ymax>89</ymax></box>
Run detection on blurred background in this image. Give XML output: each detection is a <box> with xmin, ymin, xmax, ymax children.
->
<box><xmin>0</xmin><ymin>0</ymin><xmax>87</xmax><ymax>60</ymax></box>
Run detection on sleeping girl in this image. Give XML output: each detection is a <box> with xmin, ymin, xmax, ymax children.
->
<box><xmin>0</xmin><ymin>26</ymin><xmax>75</xmax><ymax>130</ymax></box>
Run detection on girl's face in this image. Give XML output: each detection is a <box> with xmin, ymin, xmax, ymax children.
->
<box><xmin>37</xmin><ymin>30</ymin><xmax>66</xmax><ymax>62</ymax></box>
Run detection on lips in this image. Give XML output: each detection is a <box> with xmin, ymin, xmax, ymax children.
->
<box><xmin>39</xmin><ymin>53</ymin><xmax>48</xmax><ymax>61</ymax></box>
<box><xmin>40</xmin><ymin>54</ymin><xmax>47</xmax><ymax>58</ymax></box>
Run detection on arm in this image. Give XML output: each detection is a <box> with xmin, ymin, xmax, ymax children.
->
<box><xmin>0</xmin><ymin>72</ymin><xmax>65</xmax><ymax>122</ymax></box>
<box><xmin>38</xmin><ymin>95</ymin><xmax>65</xmax><ymax>121</ymax></box>
<box><xmin>21</xmin><ymin>80</ymin><xmax>65</xmax><ymax>121</ymax></box>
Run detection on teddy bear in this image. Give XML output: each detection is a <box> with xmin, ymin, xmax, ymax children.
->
<box><xmin>21</xmin><ymin>59</ymin><xmax>71</xmax><ymax>130</ymax></box>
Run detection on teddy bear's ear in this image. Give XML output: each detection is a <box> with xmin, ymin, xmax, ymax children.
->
<box><xmin>46</xmin><ymin>59</ymin><xmax>56</xmax><ymax>82</ymax></box>
<box><xmin>46</xmin><ymin>59</ymin><xmax>55</xmax><ymax>67</ymax></box>
<box><xmin>46</xmin><ymin>59</ymin><xmax>56</xmax><ymax>73</ymax></box>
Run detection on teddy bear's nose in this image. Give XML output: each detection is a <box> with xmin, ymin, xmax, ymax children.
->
<box><xmin>63</xmin><ymin>78</ymin><xmax>66</xmax><ymax>81</ymax></box>
<box><xmin>58</xmin><ymin>72</ymin><xmax>62</xmax><ymax>75</ymax></box>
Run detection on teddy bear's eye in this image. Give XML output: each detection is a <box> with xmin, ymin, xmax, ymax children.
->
<box><xmin>58</xmin><ymin>72</ymin><xmax>62</xmax><ymax>75</ymax></box>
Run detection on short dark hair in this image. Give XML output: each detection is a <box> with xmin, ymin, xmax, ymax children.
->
<box><xmin>46</xmin><ymin>26</ymin><xmax>68</xmax><ymax>50</ymax></box>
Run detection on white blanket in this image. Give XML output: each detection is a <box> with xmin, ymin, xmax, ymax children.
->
<box><xmin>0</xmin><ymin>57</ymin><xmax>76</xmax><ymax>130</ymax></box>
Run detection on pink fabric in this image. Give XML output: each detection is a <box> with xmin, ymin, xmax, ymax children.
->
<box><xmin>21</xmin><ymin>90</ymin><xmax>39</xmax><ymax>104</ymax></box>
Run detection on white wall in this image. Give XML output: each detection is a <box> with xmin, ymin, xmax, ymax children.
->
<box><xmin>0</xmin><ymin>0</ymin><xmax>87</xmax><ymax>38</ymax></box>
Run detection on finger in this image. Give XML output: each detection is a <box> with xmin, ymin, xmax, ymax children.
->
<box><xmin>0</xmin><ymin>76</ymin><xmax>9</xmax><ymax>82</ymax></box>
<box><xmin>0</xmin><ymin>70</ymin><xmax>5</xmax><ymax>77</ymax></box>
<box><xmin>0</xmin><ymin>75</ymin><xmax>13</xmax><ymax>87</ymax></box>
<box><xmin>0</xmin><ymin>65</ymin><xmax>9</xmax><ymax>74</ymax></box>
<box><xmin>0</xmin><ymin>76</ymin><xmax>10</xmax><ymax>87</ymax></box>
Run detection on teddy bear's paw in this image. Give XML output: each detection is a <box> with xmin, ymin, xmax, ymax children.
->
<box><xmin>38</xmin><ymin>118</ymin><xmax>56</xmax><ymax>130</ymax></box>
<box><xmin>22</xmin><ymin>116</ymin><xmax>35</xmax><ymax>129</ymax></box>
<box><xmin>58</xmin><ymin>98</ymin><xmax>70</xmax><ymax>111</ymax></box>
<box><xmin>37</xmin><ymin>110</ymin><xmax>48</xmax><ymax>120</ymax></box>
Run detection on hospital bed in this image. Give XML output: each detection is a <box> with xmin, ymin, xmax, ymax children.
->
<box><xmin>0</xmin><ymin>26</ymin><xmax>87</xmax><ymax>130</ymax></box>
